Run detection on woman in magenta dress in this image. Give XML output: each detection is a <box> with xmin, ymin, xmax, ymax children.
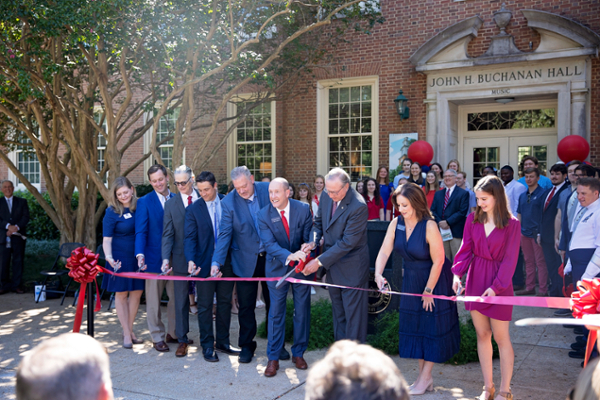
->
<box><xmin>451</xmin><ymin>176</ymin><xmax>521</xmax><ymax>400</ymax></box>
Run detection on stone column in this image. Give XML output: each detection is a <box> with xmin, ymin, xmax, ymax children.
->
<box><xmin>571</xmin><ymin>90</ymin><xmax>587</xmax><ymax>140</ymax></box>
<box><xmin>425</xmin><ymin>98</ymin><xmax>438</xmax><ymax>156</ymax></box>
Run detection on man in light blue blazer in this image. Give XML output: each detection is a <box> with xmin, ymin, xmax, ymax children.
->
<box><xmin>258</xmin><ymin>178</ymin><xmax>314</xmax><ymax>377</ymax></box>
<box><xmin>211</xmin><ymin>166</ymin><xmax>279</xmax><ymax>364</ymax></box>
<box><xmin>135</xmin><ymin>164</ymin><xmax>176</xmax><ymax>352</ymax></box>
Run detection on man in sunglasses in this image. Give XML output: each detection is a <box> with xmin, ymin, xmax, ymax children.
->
<box><xmin>516</xmin><ymin>167</ymin><xmax>547</xmax><ymax>296</ymax></box>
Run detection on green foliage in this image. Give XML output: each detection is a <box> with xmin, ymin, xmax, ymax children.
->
<box><xmin>446</xmin><ymin>318</ymin><xmax>499</xmax><ymax>365</ymax></box>
<box><xmin>22</xmin><ymin>239</ymin><xmax>60</xmax><ymax>291</ymax></box>
<box><xmin>258</xmin><ymin>298</ymin><xmax>334</xmax><ymax>351</ymax></box>
<box><xmin>135</xmin><ymin>184</ymin><xmax>154</xmax><ymax>198</ymax></box>
<box><xmin>367</xmin><ymin>311</ymin><xmax>400</xmax><ymax>354</ymax></box>
<box><xmin>13</xmin><ymin>191</ymin><xmax>61</xmax><ymax>241</ymax></box>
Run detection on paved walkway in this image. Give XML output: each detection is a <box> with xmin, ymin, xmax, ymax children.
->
<box><xmin>0</xmin><ymin>289</ymin><xmax>581</xmax><ymax>399</ymax></box>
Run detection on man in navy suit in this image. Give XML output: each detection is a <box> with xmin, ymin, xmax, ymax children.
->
<box><xmin>537</xmin><ymin>163</ymin><xmax>568</xmax><ymax>297</ymax></box>
<box><xmin>185</xmin><ymin>171</ymin><xmax>239</xmax><ymax>362</ymax></box>
<box><xmin>431</xmin><ymin>169</ymin><xmax>469</xmax><ymax>263</ymax></box>
<box><xmin>211</xmin><ymin>166</ymin><xmax>282</xmax><ymax>364</ymax></box>
<box><xmin>135</xmin><ymin>164</ymin><xmax>176</xmax><ymax>352</ymax></box>
<box><xmin>258</xmin><ymin>178</ymin><xmax>313</xmax><ymax>377</ymax></box>
<box><xmin>0</xmin><ymin>180</ymin><xmax>30</xmax><ymax>294</ymax></box>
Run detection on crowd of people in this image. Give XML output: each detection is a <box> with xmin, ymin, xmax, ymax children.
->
<box><xmin>63</xmin><ymin>149</ymin><xmax>600</xmax><ymax>399</ymax></box>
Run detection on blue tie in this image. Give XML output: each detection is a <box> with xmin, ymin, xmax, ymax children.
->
<box><xmin>212</xmin><ymin>202</ymin><xmax>219</xmax><ymax>245</ymax></box>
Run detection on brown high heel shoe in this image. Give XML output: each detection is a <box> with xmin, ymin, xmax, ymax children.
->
<box><xmin>479</xmin><ymin>385</ymin><xmax>495</xmax><ymax>400</ymax></box>
<box><xmin>496</xmin><ymin>391</ymin><xmax>512</xmax><ymax>400</ymax></box>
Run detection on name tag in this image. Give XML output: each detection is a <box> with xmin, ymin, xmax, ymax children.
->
<box><xmin>582</xmin><ymin>213</ymin><xmax>594</xmax><ymax>223</ymax></box>
<box><xmin>271</xmin><ymin>218</ymin><xmax>281</xmax><ymax>223</ymax></box>
<box><xmin>397</xmin><ymin>224</ymin><xmax>405</xmax><ymax>231</ymax></box>
<box><xmin>124</xmin><ymin>213</ymin><xmax>132</xmax><ymax>219</ymax></box>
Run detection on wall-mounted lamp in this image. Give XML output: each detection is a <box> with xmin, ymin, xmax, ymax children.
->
<box><xmin>394</xmin><ymin>90</ymin><xmax>410</xmax><ymax>120</ymax></box>
<box><xmin>495</xmin><ymin>97</ymin><xmax>514</xmax><ymax>104</ymax></box>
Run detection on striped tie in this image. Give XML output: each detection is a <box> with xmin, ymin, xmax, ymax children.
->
<box><xmin>442</xmin><ymin>189</ymin><xmax>450</xmax><ymax>218</ymax></box>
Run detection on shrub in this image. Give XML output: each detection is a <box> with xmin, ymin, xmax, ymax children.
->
<box><xmin>135</xmin><ymin>184</ymin><xmax>154</xmax><ymax>198</ymax></box>
<box><xmin>14</xmin><ymin>190</ymin><xmax>61</xmax><ymax>241</ymax></box>
<box><xmin>367</xmin><ymin>311</ymin><xmax>400</xmax><ymax>354</ymax></box>
<box><xmin>446</xmin><ymin>317</ymin><xmax>499</xmax><ymax>365</ymax></box>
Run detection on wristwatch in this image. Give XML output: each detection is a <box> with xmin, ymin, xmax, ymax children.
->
<box><xmin>424</xmin><ymin>287</ymin><xmax>432</xmax><ymax>294</ymax></box>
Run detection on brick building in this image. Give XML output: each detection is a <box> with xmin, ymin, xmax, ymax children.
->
<box><xmin>5</xmin><ymin>0</ymin><xmax>600</xmax><ymax>191</ymax></box>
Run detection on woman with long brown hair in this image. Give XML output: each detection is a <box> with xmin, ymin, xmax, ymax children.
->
<box><xmin>422</xmin><ymin>171</ymin><xmax>441</xmax><ymax>209</ymax></box>
<box><xmin>451</xmin><ymin>176</ymin><xmax>521</xmax><ymax>400</ymax></box>
<box><xmin>374</xmin><ymin>183</ymin><xmax>459</xmax><ymax>395</ymax></box>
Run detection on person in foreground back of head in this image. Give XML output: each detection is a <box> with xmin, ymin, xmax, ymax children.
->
<box><xmin>16</xmin><ymin>333</ymin><xmax>113</xmax><ymax>400</ymax></box>
<box><xmin>568</xmin><ymin>357</ymin><xmax>600</xmax><ymax>400</ymax></box>
<box><xmin>304</xmin><ymin>340</ymin><xmax>409</xmax><ymax>400</ymax></box>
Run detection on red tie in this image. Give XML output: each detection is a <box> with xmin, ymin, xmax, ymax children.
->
<box><xmin>331</xmin><ymin>201</ymin><xmax>338</xmax><ymax>218</ymax></box>
<box><xmin>442</xmin><ymin>189</ymin><xmax>450</xmax><ymax>218</ymax></box>
<box><xmin>280</xmin><ymin>210</ymin><xmax>290</xmax><ymax>239</ymax></box>
<box><xmin>544</xmin><ymin>187</ymin><xmax>556</xmax><ymax>211</ymax></box>
<box><xmin>188</xmin><ymin>196</ymin><xmax>192</xmax><ymax>206</ymax></box>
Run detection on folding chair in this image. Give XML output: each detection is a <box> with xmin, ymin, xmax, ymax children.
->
<box><xmin>36</xmin><ymin>242</ymin><xmax>85</xmax><ymax>305</ymax></box>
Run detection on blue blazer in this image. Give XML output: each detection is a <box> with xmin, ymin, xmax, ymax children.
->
<box><xmin>431</xmin><ymin>186</ymin><xmax>470</xmax><ymax>239</ymax></box>
<box><xmin>539</xmin><ymin>184</ymin><xmax>569</xmax><ymax>244</ymax></box>
<box><xmin>211</xmin><ymin>182</ymin><xmax>270</xmax><ymax>277</ymax></box>
<box><xmin>184</xmin><ymin>194</ymin><xmax>224</xmax><ymax>278</ymax></box>
<box><xmin>258</xmin><ymin>199</ymin><xmax>313</xmax><ymax>278</ymax></box>
<box><xmin>135</xmin><ymin>191</ymin><xmax>174</xmax><ymax>273</ymax></box>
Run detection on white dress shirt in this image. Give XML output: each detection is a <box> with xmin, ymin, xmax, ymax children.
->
<box><xmin>277</xmin><ymin>201</ymin><xmax>291</xmax><ymax>225</ymax></box>
<box><xmin>180</xmin><ymin>191</ymin><xmax>199</xmax><ymax>208</ymax></box>
<box><xmin>156</xmin><ymin>190</ymin><xmax>171</xmax><ymax>209</ymax></box>
<box><xmin>565</xmin><ymin>198</ymin><xmax>600</xmax><ymax>278</ymax></box>
<box><xmin>504</xmin><ymin>179</ymin><xmax>527</xmax><ymax>217</ymax></box>
<box><xmin>205</xmin><ymin>194</ymin><xmax>222</xmax><ymax>230</ymax></box>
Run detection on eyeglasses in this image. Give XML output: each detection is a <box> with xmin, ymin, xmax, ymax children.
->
<box><xmin>527</xmin><ymin>193</ymin><xmax>532</xmax><ymax>203</ymax></box>
<box><xmin>327</xmin><ymin>183</ymin><xmax>348</xmax><ymax>196</ymax></box>
<box><xmin>174</xmin><ymin>179</ymin><xmax>191</xmax><ymax>186</ymax></box>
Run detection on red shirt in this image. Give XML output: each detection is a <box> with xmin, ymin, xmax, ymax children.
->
<box><xmin>386</xmin><ymin>196</ymin><xmax>400</xmax><ymax>219</ymax></box>
<box><xmin>422</xmin><ymin>187</ymin><xmax>442</xmax><ymax>209</ymax></box>
<box><xmin>365</xmin><ymin>195</ymin><xmax>383</xmax><ymax>220</ymax></box>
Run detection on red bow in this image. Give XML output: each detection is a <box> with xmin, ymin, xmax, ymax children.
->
<box><xmin>66</xmin><ymin>247</ymin><xmax>102</xmax><ymax>333</ymax></box>
<box><xmin>570</xmin><ymin>278</ymin><xmax>600</xmax><ymax>367</ymax></box>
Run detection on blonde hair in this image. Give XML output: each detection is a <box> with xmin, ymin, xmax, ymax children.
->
<box><xmin>110</xmin><ymin>176</ymin><xmax>137</xmax><ymax>216</ymax></box>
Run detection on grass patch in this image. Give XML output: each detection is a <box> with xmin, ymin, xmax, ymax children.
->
<box><xmin>260</xmin><ymin>298</ymin><xmax>498</xmax><ymax>365</ymax></box>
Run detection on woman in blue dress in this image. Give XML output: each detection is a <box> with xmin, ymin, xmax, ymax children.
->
<box><xmin>102</xmin><ymin>176</ymin><xmax>145</xmax><ymax>349</ymax></box>
<box><xmin>375</xmin><ymin>183</ymin><xmax>460</xmax><ymax>395</ymax></box>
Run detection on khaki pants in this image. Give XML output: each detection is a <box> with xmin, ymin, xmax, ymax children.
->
<box><xmin>443</xmin><ymin>237</ymin><xmax>462</xmax><ymax>264</ymax></box>
<box><xmin>145</xmin><ymin>279</ymin><xmax>176</xmax><ymax>343</ymax></box>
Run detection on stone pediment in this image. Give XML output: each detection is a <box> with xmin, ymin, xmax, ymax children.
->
<box><xmin>410</xmin><ymin>5</ymin><xmax>600</xmax><ymax>73</ymax></box>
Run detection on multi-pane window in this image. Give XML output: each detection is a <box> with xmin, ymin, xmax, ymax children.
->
<box><xmin>328</xmin><ymin>85</ymin><xmax>372</xmax><ymax>181</ymax></box>
<box><xmin>467</xmin><ymin>109</ymin><xmax>555</xmax><ymax>131</ymax></box>
<box><xmin>16</xmin><ymin>136</ymin><xmax>40</xmax><ymax>185</ymax></box>
<box><xmin>156</xmin><ymin>109</ymin><xmax>179</xmax><ymax>170</ymax></box>
<box><xmin>94</xmin><ymin>114</ymin><xmax>108</xmax><ymax>182</ymax></box>
<box><xmin>236</xmin><ymin>102</ymin><xmax>273</xmax><ymax>179</ymax></box>
<box><xmin>518</xmin><ymin>145</ymin><xmax>548</xmax><ymax>176</ymax></box>
<box><xmin>473</xmin><ymin>147</ymin><xmax>500</xmax><ymax>186</ymax></box>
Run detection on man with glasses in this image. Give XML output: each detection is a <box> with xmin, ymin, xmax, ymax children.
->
<box><xmin>431</xmin><ymin>169</ymin><xmax>469</xmax><ymax>263</ymax></box>
<box><xmin>135</xmin><ymin>164</ymin><xmax>176</xmax><ymax>352</ymax></box>
<box><xmin>516</xmin><ymin>168</ymin><xmax>547</xmax><ymax>296</ymax></box>
<box><xmin>301</xmin><ymin>168</ymin><xmax>370</xmax><ymax>342</ymax></box>
<box><xmin>161</xmin><ymin>165</ymin><xmax>198</xmax><ymax>357</ymax></box>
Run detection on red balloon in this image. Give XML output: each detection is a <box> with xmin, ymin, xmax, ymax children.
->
<box><xmin>407</xmin><ymin>140</ymin><xmax>434</xmax><ymax>166</ymax></box>
<box><xmin>557</xmin><ymin>135</ymin><xmax>589</xmax><ymax>163</ymax></box>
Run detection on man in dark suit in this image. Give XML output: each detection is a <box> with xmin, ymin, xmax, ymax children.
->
<box><xmin>161</xmin><ymin>165</ymin><xmax>198</xmax><ymax>357</ymax></box>
<box><xmin>0</xmin><ymin>180</ymin><xmax>30</xmax><ymax>294</ymax></box>
<box><xmin>537</xmin><ymin>163</ymin><xmax>568</xmax><ymax>298</ymax></box>
<box><xmin>302</xmin><ymin>168</ymin><xmax>370</xmax><ymax>343</ymax></box>
<box><xmin>211</xmin><ymin>166</ymin><xmax>281</xmax><ymax>363</ymax></box>
<box><xmin>185</xmin><ymin>171</ymin><xmax>239</xmax><ymax>363</ymax></box>
<box><xmin>258</xmin><ymin>178</ymin><xmax>313</xmax><ymax>377</ymax></box>
<box><xmin>430</xmin><ymin>169</ymin><xmax>470</xmax><ymax>263</ymax></box>
<box><xmin>135</xmin><ymin>164</ymin><xmax>176</xmax><ymax>352</ymax></box>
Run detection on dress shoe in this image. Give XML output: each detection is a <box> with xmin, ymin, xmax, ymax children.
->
<box><xmin>574</xmin><ymin>327</ymin><xmax>585</xmax><ymax>335</ymax></box>
<box><xmin>563</xmin><ymin>324</ymin><xmax>578</xmax><ymax>329</ymax></box>
<box><xmin>131</xmin><ymin>337</ymin><xmax>144</xmax><ymax>345</ymax></box>
<box><xmin>166</xmin><ymin>334</ymin><xmax>192</xmax><ymax>344</ymax></box>
<box><xmin>0</xmin><ymin>289</ymin><xmax>8</xmax><ymax>295</ymax></box>
<box><xmin>577</xmin><ymin>336</ymin><xmax>587</xmax><ymax>344</ymax></box>
<box><xmin>203</xmin><ymin>347</ymin><xmax>219</xmax><ymax>362</ymax></box>
<box><xmin>123</xmin><ymin>341</ymin><xmax>133</xmax><ymax>349</ymax></box>
<box><xmin>536</xmin><ymin>292</ymin><xmax>548</xmax><ymax>297</ymax></box>
<box><xmin>153</xmin><ymin>341</ymin><xmax>169</xmax><ymax>352</ymax></box>
<box><xmin>264</xmin><ymin>360</ymin><xmax>279</xmax><ymax>377</ymax></box>
<box><xmin>569</xmin><ymin>349</ymin><xmax>585</xmax><ymax>359</ymax></box>
<box><xmin>215</xmin><ymin>344</ymin><xmax>241</xmax><ymax>356</ymax></box>
<box><xmin>292</xmin><ymin>356</ymin><xmax>308</xmax><ymax>370</ymax></box>
<box><xmin>279</xmin><ymin>347</ymin><xmax>291</xmax><ymax>361</ymax></box>
<box><xmin>571</xmin><ymin>342</ymin><xmax>586</xmax><ymax>351</ymax></box>
<box><xmin>514</xmin><ymin>289</ymin><xmax>536</xmax><ymax>296</ymax></box>
<box><xmin>14</xmin><ymin>288</ymin><xmax>24</xmax><ymax>294</ymax></box>
<box><xmin>239</xmin><ymin>346</ymin><xmax>255</xmax><ymax>363</ymax></box>
<box><xmin>176</xmin><ymin>343</ymin><xmax>189</xmax><ymax>357</ymax></box>
<box><xmin>512</xmin><ymin>285</ymin><xmax>524</xmax><ymax>291</ymax></box>
<box><xmin>408</xmin><ymin>379</ymin><xmax>433</xmax><ymax>395</ymax></box>
<box><xmin>554</xmin><ymin>309</ymin><xmax>572</xmax><ymax>317</ymax></box>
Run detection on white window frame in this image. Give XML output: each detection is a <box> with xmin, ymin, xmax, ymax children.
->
<box><xmin>8</xmin><ymin>127</ymin><xmax>41</xmax><ymax>191</ymax></box>
<box><xmin>143</xmin><ymin>105</ymin><xmax>185</xmax><ymax>179</ymax></box>
<box><xmin>316</xmin><ymin>75</ymin><xmax>379</xmax><ymax>179</ymax></box>
<box><xmin>93</xmin><ymin>108</ymin><xmax>108</xmax><ymax>183</ymax></box>
<box><xmin>226</xmin><ymin>95</ymin><xmax>276</xmax><ymax>179</ymax></box>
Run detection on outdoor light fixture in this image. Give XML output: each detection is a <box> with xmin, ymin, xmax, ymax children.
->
<box><xmin>394</xmin><ymin>90</ymin><xmax>410</xmax><ymax>120</ymax></box>
<box><xmin>495</xmin><ymin>97</ymin><xmax>515</xmax><ymax>104</ymax></box>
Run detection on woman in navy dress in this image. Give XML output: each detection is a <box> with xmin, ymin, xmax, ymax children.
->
<box><xmin>102</xmin><ymin>176</ymin><xmax>145</xmax><ymax>349</ymax></box>
<box><xmin>375</xmin><ymin>183</ymin><xmax>460</xmax><ymax>395</ymax></box>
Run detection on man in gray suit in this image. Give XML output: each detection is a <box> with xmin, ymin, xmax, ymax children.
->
<box><xmin>302</xmin><ymin>168</ymin><xmax>369</xmax><ymax>342</ymax></box>
<box><xmin>161</xmin><ymin>165</ymin><xmax>197</xmax><ymax>357</ymax></box>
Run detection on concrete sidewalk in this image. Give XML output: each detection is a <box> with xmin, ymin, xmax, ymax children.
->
<box><xmin>0</xmin><ymin>288</ymin><xmax>581</xmax><ymax>400</ymax></box>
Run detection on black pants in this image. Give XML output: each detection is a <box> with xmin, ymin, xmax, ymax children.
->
<box><xmin>512</xmin><ymin>248</ymin><xmax>525</xmax><ymax>288</ymax></box>
<box><xmin>197</xmin><ymin>263</ymin><xmax>235</xmax><ymax>349</ymax></box>
<box><xmin>235</xmin><ymin>254</ymin><xmax>270</xmax><ymax>349</ymax></box>
<box><xmin>0</xmin><ymin>237</ymin><xmax>25</xmax><ymax>291</ymax></box>
<box><xmin>541</xmin><ymin>241</ymin><xmax>563</xmax><ymax>297</ymax></box>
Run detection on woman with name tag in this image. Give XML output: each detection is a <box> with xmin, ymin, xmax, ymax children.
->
<box><xmin>451</xmin><ymin>176</ymin><xmax>521</xmax><ymax>400</ymax></box>
<box><xmin>374</xmin><ymin>183</ymin><xmax>460</xmax><ymax>396</ymax></box>
<box><xmin>102</xmin><ymin>176</ymin><xmax>145</xmax><ymax>349</ymax></box>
